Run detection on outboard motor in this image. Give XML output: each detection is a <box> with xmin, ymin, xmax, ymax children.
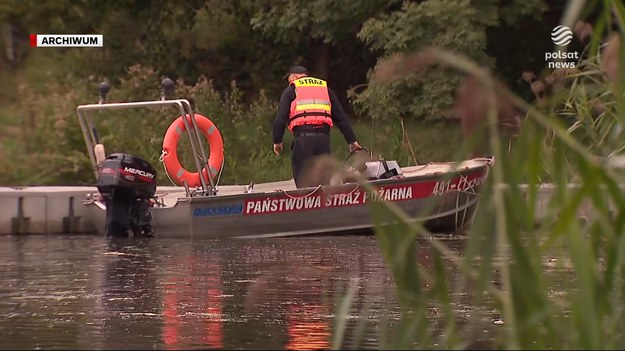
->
<box><xmin>96</xmin><ymin>153</ymin><xmax>157</xmax><ymax>238</ymax></box>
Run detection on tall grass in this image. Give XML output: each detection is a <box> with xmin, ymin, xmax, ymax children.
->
<box><xmin>333</xmin><ymin>0</ymin><xmax>625</xmax><ymax>349</ymax></box>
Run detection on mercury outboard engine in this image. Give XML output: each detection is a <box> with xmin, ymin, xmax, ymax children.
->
<box><xmin>96</xmin><ymin>153</ymin><xmax>157</xmax><ymax>238</ymax></box>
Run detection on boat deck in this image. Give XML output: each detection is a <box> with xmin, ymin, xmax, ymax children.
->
<box><xmin>402</xmin><ymin>158</ymin><xmax>488</xmax><ymax>177</ymax></box>
<box><xmin>152</xmin><ymin>158</ymin><xmax>492</xmax><ymax>207</ymax></box>
<box><xmin>154</xmin><ymin>179</ymin><xmax>296</xmax><ymax>206</ymax></box>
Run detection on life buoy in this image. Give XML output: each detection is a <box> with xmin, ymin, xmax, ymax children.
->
<box><xmin>162</xmin><ymin>114</ymin><xmax>224</xmax><ymax>187</ymax></box>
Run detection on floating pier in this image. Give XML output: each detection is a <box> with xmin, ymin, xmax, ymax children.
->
<box><xmin>0</xmin><ymin>186</ymin><xmax>98</xmax><ymax>235</ymax></box>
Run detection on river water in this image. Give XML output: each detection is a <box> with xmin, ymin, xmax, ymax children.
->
<box><xmin>0</xmin><ymin>234</ymin><xmax>507</xmax><ymax>350</ymax></box>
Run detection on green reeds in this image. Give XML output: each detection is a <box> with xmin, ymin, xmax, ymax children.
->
<box><xmin>332</xmin><ymin>0</ymin><xmax>625</xmax><ymax>349</ymax></box>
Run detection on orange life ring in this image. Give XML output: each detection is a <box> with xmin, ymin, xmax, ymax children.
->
<box><xmin>162</xmin><ymin>114</ymin><xmax>224</xmax><ymax>187</ymax></box>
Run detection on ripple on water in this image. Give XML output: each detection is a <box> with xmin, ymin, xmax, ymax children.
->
<box><xmin>0</xmin><ymin>235</ymin><xmax>526</xmax><ymax>350</ymax></box>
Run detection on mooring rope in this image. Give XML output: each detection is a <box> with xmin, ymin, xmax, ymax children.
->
<box><xmin>159</xmin><ymin>150</ymin><xmax>178</xmax><ymax>187</ymax></box>
<box><xmin>275</xmin><ymin>185</ymin><xmax>323</xmax><ymax>199</ymax></box>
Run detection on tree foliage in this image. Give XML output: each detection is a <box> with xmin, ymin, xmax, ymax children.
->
<box><xmin>249</xmin><ymin>0</ymin><xmax>399</xmax><ymax>45</ymax></box>
<box><xmin>0</xmin><ymin>0</ymin><xmax>566</xmax><ymax>185</ymax></box>
<box><xmin>352</xmin><ymin>0</ymin><xmax>546</xmax><ymax>122</ymax></box>
<box><xmin>1</xmin><ymin>0</ymin><xmax>549</xmax><ymax>121</ymax></box>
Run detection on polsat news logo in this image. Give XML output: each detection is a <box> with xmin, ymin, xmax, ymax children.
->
<box><xmin>30</xmin><ymin>34</ymin><xmax>103</xmax><ymax>47</ymax></box>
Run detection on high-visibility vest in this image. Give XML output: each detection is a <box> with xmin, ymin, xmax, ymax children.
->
<box><xmin>288</xmin><ymin>77</ymin><xmax>334</xmax><ymax>132</ymax></box>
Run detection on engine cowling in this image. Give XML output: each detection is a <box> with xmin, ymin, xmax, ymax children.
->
<box><xmin>96</xmin><ymin>153</ymin><xmax>156</xmax><ymax>238</ymax></box>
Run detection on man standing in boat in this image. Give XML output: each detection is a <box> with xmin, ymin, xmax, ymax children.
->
<box><xmin>272</xmin><ymin>65</ymin><xmax>362</xmax><ymax>188</ymax></box>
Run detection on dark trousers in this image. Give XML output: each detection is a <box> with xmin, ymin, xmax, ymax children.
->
<box><xmin>291</xmin><ymin>133</ymin><xmax>331</xmax><ymax>188</ymax></box>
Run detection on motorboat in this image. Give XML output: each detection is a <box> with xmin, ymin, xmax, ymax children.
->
<box><xmin>77</xmin><ymin>81</ymin><xmax>493</xmax><ymax>239</ymax></box>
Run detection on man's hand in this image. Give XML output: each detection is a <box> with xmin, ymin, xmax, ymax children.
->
<box><xmin>348</xmin><ymin>141</ymin><xmax>362</xmax><ymax>152</ymax></box>
<box><xmin>273</xmin><ymin>143</ymin><xmax>284</xmax><ymax>156</ymax></box>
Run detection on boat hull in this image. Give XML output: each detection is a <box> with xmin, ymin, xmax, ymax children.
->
<box><xmin>83</xmin><ymin>163</ymin><xmax>489</xmax><ymax>239</ymax></box>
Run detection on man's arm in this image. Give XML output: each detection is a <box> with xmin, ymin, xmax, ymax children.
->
<box><xmin>329</xmin><ymin>89</ymin><xmax>357</xmax><ymax>144</ymax></box>
<box><xmin>272</xmin><ymin>86</ymin><xmax>295</xmax><ymax>144</ymax></box>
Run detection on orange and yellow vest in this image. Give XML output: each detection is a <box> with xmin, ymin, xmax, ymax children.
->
<box><xmin>288</xmin><ymin>77</ymin><xmax>334</xmax><ymax>132</ymax></box>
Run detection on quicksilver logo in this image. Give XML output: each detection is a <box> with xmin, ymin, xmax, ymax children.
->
<box><xmin>551</xmin><ymin>25</ymin><xmax>572</xmax><ymax>46</ymax></box>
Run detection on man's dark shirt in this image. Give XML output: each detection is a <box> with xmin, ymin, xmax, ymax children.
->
<box><xmin>272</xmin><ymin>84</ymin><xmax>357</xmax><ymax>144</ymax></box>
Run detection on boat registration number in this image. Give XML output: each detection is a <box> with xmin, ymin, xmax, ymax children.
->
<box><xmin>432</xmin><ymin>173</ymin><xmax>488</xmax><ymax>196</ymax></box>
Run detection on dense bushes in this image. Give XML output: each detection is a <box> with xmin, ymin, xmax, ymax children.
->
<box><xmin>0</xmin><ymin>63</ymin><xmax>463</xmax><ymax>186</ymax></box>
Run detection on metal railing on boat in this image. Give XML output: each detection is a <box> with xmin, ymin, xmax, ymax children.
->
<box><xmin>76</xmin><ymin>95</ymin><xmax>215</xmax><ymax>196</ymax></box>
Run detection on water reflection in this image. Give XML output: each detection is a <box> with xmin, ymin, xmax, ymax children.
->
<box><xmin>285</xmin><ymin>303</ymin><xmax>331</xmax><ymax>350</ymax></box>
<box><xmin>161</xmin><ymin>254</ymin><xmax>224</xmax><ymax>349</ymax></box>
<box><xmin>97</xmin><ymin>238</ymin><xmax>161</xmax><ymax>350</ymax></box>
<box><xmin>0</xmin><ymin>234</ymin><xmax>513</xmax><ymax>350</ymax></box>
